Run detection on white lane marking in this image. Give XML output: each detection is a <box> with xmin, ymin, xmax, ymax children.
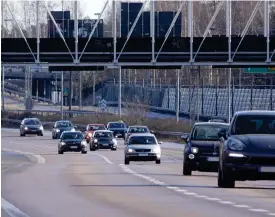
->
<box><xmin>205</xmin><ymin>197</ymin><xmax>221</xmax><ymax>201</ymax></box>
<box><xmin>184</xmin><ymin>192</ymin><xmax>197</xmax><ymax>196</ymax></box>
<box><xmin>234</xmin><ymin>205</ymin><xmax>251</xmax><ymax>208</ymax></box>
<box><xmin>219</xmin><ymin>201</ymin><xmax>235</xmax><ymax>205</ymax></box>
<box><xmin>175</xmin><ymin>189</ymin><xmax>187</xmax><ymax>192</ymax></box>
<box><xmin>2</xmin><ymin>148</ymin><xmax>45</xmax><ymax>164</ymax></box>
<box><xmin>32</xmin><ymin>144</ymin><xmax>54</xmax><ymax>149</ymax></box>
<box><xmin>94</xmin><ymin>153</ymin><xmax>113</xmax><ymax>164</ymax></box>
<box><xmin>195</xmin><ymin>195</ymin><xmax>208</xmax><ymax>198</ymax></box>
<box><xmin>249</xmin><ymin>209</ymin><xmax>269</xmax><ymax>212</ymax></box>
<box><xmin>167</xmin><ymin>186</ymin><xmax>179</xmax><ymax>190</ymax></box>
<box><xmin>2</xmin><ymin>197</ymin><xmax>31</xmax><ymax>217</ymax></box>
<box><xmin>267</xmin><ymin>213</ymin><xmax>275</xmax><ymax>216</ymax></box>
<box><xmin>2</xmin><ymin>163</ymin><xmax>29</xmax><ymax>173</ymax></box>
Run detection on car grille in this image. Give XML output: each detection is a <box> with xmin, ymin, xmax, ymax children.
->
<box><xmin>28</xmin><ymin>127</ymin><xmax>39</xmax><ymax>130</ymax></box>
<box><xmin>247</xmin><ymin>157</ymin><xmax>275</xmax><ymax>166</ymax></box>
<box><xmin>198</xmin><ymin>147</ymin><xmax>218</xmax><ymax>156</ymax></box>
<box><xmin>135</xmin><ymin>149</ymin><xmax>151</xmax><ymax>152</ymax></box>
<box><xmin>66</xmin><ymin>142</ymin><xmax>80</xmax><ymax>146</ymax></box>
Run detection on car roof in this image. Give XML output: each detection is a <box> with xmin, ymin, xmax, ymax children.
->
<box><xmin>194</xmin><ymin>122</ymin><xmax>229</xmax><ymax>127</ymax></box>
<box><xmin>24</xmin><ymin>118</ymin><xmax>39</xmax><ymax>120</ymax></box>
<box><xmin>93</xmin><ymin>130</ymin><xmax>113</xmax><ymax>133</ymax></box>
<box><xmin>88</xmin><ymin>124</ymin><xmax>105</xmax><ymax>126</ymax></box>
<box><xmin>108</xmin><ymin>121</ymin><xmax>125</xmax><ymax>124</ymax></box>
<box><xmin>128</xmin><ymin>125</ymin><xmax>148</xmax><ymax>128</ymax></box>
<box><xmin>56</xmin><ymin>120</ymin><xmax>71</xmax><ymax>123</ymax></box>
<box><xmin>62</xmin><ymin>131</ymin><xmax>82</xmax><ymax>134</ymax></box>
<box><xmin>128</xmin><ymin>133</ymin><xmax>155</xmax><ymax>137</ymax></box>
<box><xmin>234</xmin><ymin>110</ymin><xmax>275</xmax><ymax>116</ymax></box>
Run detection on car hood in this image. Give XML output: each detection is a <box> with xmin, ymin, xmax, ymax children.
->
<box><xmin>190</xmin><ymin>140</ymin><xmax>220</xmax><ymax>148</ymax></box>
<box><xmin>25</xmin><ymin>125</ymin><xmax>42</xmax><ymax>128</ymax></box>
<box><xmin>57</xmin><ymin>127</ymin><xmax>74</xmax><ymax>131</ymax></box>
<box><xmin>127</xmin><ymin>144</ymin><xmax>158</xmax><ymax>150</ymax></box>
<box><xmin>62</xmin><ymin>139</ymin><xmax>83</xmax><ymax>143</ymax></box>
<box><xmin>231</xmin><ymin>135</ymin><xmax>275</xmax><ymax>153</ymax></box>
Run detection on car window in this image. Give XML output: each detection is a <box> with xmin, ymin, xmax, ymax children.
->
<box><xmin>129</xmin><ymin>127</ymin><xmax>149</xmax><ymax>133</ymax></box>
<box><xmin>61</xmin><ymin>133</ymin><xmax>83</xmax><ymax>140</ymax></box>
<box><xmin>231</xmin><ymin>115</ymin><xmax>275</xmax><ymax>135</ymax></box>
<box><xmin>56</xmin><ymin>122</ymin><xmax>72</xmax><ymax>127</ymax></box>
<box><xmin>128</xmin><ymin>136</ymin><xmax>157</xmax><ymax>145</ymax></box>
<box><xmin>24</xmin><ymin>119</ymin><xmax>41</xmax><ymax>125</ymax></box>
<box><xmin>109</xmin><ymin>123</ymin><xmax>125</xmax><ymax>128</ymax></box>
<box><xmin>89</xmin><ymin>125</ymin><xmax>105</xmax><ymax>131</ymax></box>
<box><xmin>94</xmin><ymin>132</ymin><xmax>113</xmax><ymax>138</ymax></box>
<box><xmin>191</xmin><ymin>125</ymin><xmax>229</xmax><ymax>141</ymax></box>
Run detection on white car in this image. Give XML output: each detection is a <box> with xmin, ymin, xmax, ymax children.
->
<box><xmin>124</xmin><ymin>133</ymin><xmax>162</xmax><ymax>165</ymax></box>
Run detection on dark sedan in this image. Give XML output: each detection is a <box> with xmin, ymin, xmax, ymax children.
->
<box><xmin>58</xmin><ymin>131</ymin><xmax>87</xmax><ymax>154</ymax></box>
<box><xmin>218</xmin><ymin>111</ymin><xmax>275</xmax><ymax>188</ymax></box>
<box><xmin>52</xmin><ymin>120</ymin><xmax>76</xmax><ymax>139</ymax></box>
<box><xmin>90</xmin><ymin>130</ymin><xmax>118</xmax><ymax>151</ymax></box>
<box><xmin>182</xmin><ymin>122</ymin><xmax>229</xmax><ymax>175</ymax></box>
<box><xmin>107</xmin><ymin>122</ymin><xmax>127</xmax><ymax>138</ymax></box>
<box><xmin>20</xmin><ymin>118</ymin><xmax>44</xmax><ymax>136</ymax></box>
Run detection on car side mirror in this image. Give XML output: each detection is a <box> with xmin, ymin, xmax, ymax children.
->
<box><xmin>74</xmin><ymin>126</ymin><xmax>78</xmax><ymax>129</ymax></box>
<box><xmin>218</xmin><ymin>130</ymin><xmax>227</xmax><ymax>140</ymax></box>
<box><xmin>158</xmin><ymin>141</ymin><xmax>163</xmax><ymax>144</ymax></box>
<box><xmin>115</xmin><ymin>135</ymin><xmax>118</xmax><ymax>138</ymax></box>
<box><xmin>150</xmin><ymin>130</ymin><xmax>154</xmax><ymax>134</ymax></box>
<box><xmin>181</xmin><ymin>133</ymin><xmax>190</xmax><ymax>142</ymax></box>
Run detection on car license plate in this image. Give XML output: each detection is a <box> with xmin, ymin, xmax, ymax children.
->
<box><xmin>70</xmin><ymin>146</ymin><xmax>77</xmax><ymax>149</ymax></box>
<box><xmin>139</xmin><ymin>153</ymin><xmax>148</xmax><ymax>156</ymax></box>
<box><xmin>260</xmin><ymin>167</ymin><xmax>275</xmax><ymax>173</ymax></box>
<box><xmin>102</xmin><ymin>143</ymin><xmax>109</xmax><ymax>146</ymax></box>
<box><xmin>116</xmin><ymin>134</ymin><xmax>122</xmax><ymax>136</ymax></box>
<box><xmin>207</xmin><ymin>157</ymin><xmax>219</xmax><ymax>162</ymax></box>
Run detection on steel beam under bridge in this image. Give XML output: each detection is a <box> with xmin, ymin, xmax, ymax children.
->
<box><xmin>1</xmin><ymin>37</ymin><xmax>275</xmax><ymax>69</ymax></box>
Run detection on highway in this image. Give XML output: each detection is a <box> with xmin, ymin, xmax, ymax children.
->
<box><xmin>1</xmin><ymin>129</ymin><xmax>275</xmax><ymax>217</ymax></box>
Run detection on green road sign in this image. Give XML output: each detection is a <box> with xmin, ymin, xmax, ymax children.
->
<box><xmin>244</xmin><ymin>68</ymin><xmax>275</xmax><ymax>73</ymax></box>
<box><xmin>64</xmin><ymin>88</ymin><xmax>69</xmax><ymax>96</ymax></box>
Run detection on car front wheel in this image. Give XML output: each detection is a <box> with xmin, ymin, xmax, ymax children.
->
<box><xmin>124</xmin><ymin>158</ymin><xmax>129</xmax><ymax>165</ymax></box>
<box><xmin>182</xmin><ymin>161</ymin><xmax>192</xmax><ymax>176</ymax></box>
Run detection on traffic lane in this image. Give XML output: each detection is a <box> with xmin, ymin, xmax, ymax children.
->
<box><xmin>125</xmin><ymin>149</ymin><xmax>275</xmax><ymax>215</ymax></box>
<box><xmin>85</xmin><ymin>148</ymin><xmax>272</xmax><ymax>217</ymax></box>
<box><xmin>2</xmin><ymin>132</ymin><xmax>206</xmax><ymax>217</ymax></box>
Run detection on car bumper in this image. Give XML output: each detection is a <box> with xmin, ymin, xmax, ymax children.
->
<box><xmin>224</xmin><ymin>163</ymin><xmax>275</xmax><ymax>180</ymax></box>
<box><xmin>92</xmin><ymin>143</ymin><xmax>116</xmax><ymax>149</ymax></box>
<box><xmin>125</xmin><ymin>153</ymin><xmax>161</xmax><ymax>161</ymax></box>
<box><xmin>60</xmin><ymin>145</ymin><xmax>87</xmax><ymax>152</ymax></box>
<box><xmin>185</xmin><ymin>154</ymin><xmax>219</xmax><ymax>172</ymax></box>
<box><xmin>23</xmin><ymin>130</ymin><xmax>43</xmax><ymax>134</ymax></box>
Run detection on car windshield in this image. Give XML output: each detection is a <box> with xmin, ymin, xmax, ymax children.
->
<box><xmin>61</xmin><ymin>132</ymin><xmax>84</xmax><ymax>140</ymax></box>
<box><xmin>109</xmin><ymin>123</ymin><xmax>125</xmax><ymax>128</ymax></box>
<box><xmin>129</xmin><ymin>136</ymin><xmax>156</xmax><ymax>145</ymax></box>
<box><xmin>56</xmin><ymin>122</ymin><xmax>72</xmax><ymax>128</ymax></box>
<box><xmin>191</xmin><ymin>125</ymin><xmax>229</xmax><ymax>141</ymax></box>
<box><xmin>231</xmin><ymin>115</ymin><xmax>275</xmax><ymax>135</ymax></box>
<box><xmin>94</xmin><ymin>132</ymin><xmax>113</xmax><ymax>138</ymax></box>
<box><xmin>129</xmin><ymin>127</ymin><xmax>149</xmax><ymax>133</ymax></box>
<box><xmin>89</xmin><ymin>125</ymin><xmax>105</xmax><ymax>131</ymax></box>
<box><xmin>24</xmin><ymin>119</ymin><xmax>40</xmax><ymax>125</ymax></box>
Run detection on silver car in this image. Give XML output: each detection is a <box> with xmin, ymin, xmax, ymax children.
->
<box><xmin>124</xmin><ymin>133</ymin><xmax>162</xmax><ymax>165</ymax></box>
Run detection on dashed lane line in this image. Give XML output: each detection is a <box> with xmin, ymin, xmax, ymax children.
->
<box><xmin>119</xmin><ymin>163</ymin><xmax>275</xmax><ymax>216</ymax></box>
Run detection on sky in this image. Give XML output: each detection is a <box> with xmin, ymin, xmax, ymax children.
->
<box><xmin>80</xmin><ymin>0</ymin><xmax>106</xmax><ymax>19</ymax></box>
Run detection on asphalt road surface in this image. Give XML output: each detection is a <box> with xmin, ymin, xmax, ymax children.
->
<box><xmin>2</xmin><ymin>128</ymin><xmax>275</xmax><ymax>217</ymax></box>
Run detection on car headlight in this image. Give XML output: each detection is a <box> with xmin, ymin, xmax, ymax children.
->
<box><xmin>56</xmin><ymin>129</ymin><xmax>60</xmax><ymax>132</ymax></box>
<box><xmin>152</xmin><ymin>147</ymin><xmax>161</xmax><ymax>153</ymax></box>
<box><xmin>39</xmin><ymin>126</ymin><xmax>44</xmax><ymax>130</ymax></box>
<box><xmin>191</xmin><ymin>147</ymin><xmax>199</xmax><ymax>154</ymax></box>
<box><xmin>81</xmin><ymin>140</ymin><xmax>87</xmax><ymax>146</ymax></box>
<box><xmin>88</xmin><ymin>133</ymin><xmax>92</xmax><ymax>137</ymax></box>
<box><xmin>94</xmin><ymin>139</ymin><xmax>98</xmax><ymax>143</ymax></box>
<box><xmin>127</xmin><ymin>148</ymin><xmax>133</xmax><ymax>153</ymax></box>
<box><xmin>228</xmin><ymin>140</ymin><xmax>245</xmax><ymax>151</ymax></box>
<box><xmin>24</xmin><ymin>126</ymin><xmax>28</xmax><ymax>130</ymax></box>
<box><xmin>112</xmin><ymin>139</ymin><xmax>117</xmax><ymax>144</ymax></box>
<box><xmin>71</xmin><ymin>128</ymin><xmax>75</xmax><ymax>132</ymax></box>
<box><xmin>60</xmin><ymin>142</ymin><xmax>66</xmax><ymax>146</ymax></box>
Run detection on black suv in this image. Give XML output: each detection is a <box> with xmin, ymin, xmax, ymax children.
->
<box><xmin>182</xmin><ymin>122</ymin><xmax>229</xmax><ymax>175</ymax></box>
<box><xmin>218</xmin><ymin>111</ymin><xmax>275</xmax><ymax>188</ymax></box>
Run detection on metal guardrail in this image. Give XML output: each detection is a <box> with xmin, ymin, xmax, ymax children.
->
<box><xmin>1</xmin><ymin>118</ymin><xmax>184</xmax><ymax>137</ymax></box>
<box><xmin>3</xmin><ymin>88</ymin><xmax>55</xmax><ymax>105</ymax></box>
